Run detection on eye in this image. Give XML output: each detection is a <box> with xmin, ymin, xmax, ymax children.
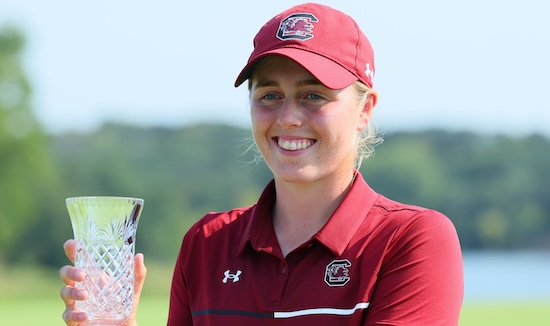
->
<box><xmin>302</xmin><ymin>92</ymin><xmax>329</xmax><ymax>106</ymax></box>
<box><xmin>305</xmin><ymin>93</ymin><xmax>323</xmax><ymax>101</ymax></box>
<box><xmin>252</xmin><ymin>91</ymin><xmax>283</xmax><ymax>108</ymax></box>
<box><xmin>261</xmin><ymin>93</ymin><xmax>280</xmax><ymax>101</ymax></box>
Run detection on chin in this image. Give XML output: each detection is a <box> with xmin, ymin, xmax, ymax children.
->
<box><xmin>272</xmin><ymin>166</ymin><xmax>322</xmax><ymax>184</ymax></box>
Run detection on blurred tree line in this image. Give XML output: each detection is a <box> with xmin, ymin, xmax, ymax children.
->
<box><xmin>1</xmin><ymin>26</ymin><xmax>549</xmax><ymax>269</ymax></box>
<box><xmin>0</xmin><ymin>26</ymin><xmax>66</xmax><ymax>267</ymax></box>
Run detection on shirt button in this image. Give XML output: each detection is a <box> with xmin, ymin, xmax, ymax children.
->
<box><xmin>281</xmin><ymin>266</ymin><xmax>287</xmax><ymax>274</ymax></box>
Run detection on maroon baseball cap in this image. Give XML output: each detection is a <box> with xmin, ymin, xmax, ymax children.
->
<box><xmin>234</xmin><ymin>3</ymin><xmax>375</xmax><ymax>89</ymax></box>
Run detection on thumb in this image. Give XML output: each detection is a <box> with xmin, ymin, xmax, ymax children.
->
<box><xmin>127</xmin><ymin>253</ymin><xmax>147</xmax><ymax>323</ymax></box>
<box><xmin>134</xmin><ymin>253</ymin><xmax>147</xmax><ymax>297</ymax></box>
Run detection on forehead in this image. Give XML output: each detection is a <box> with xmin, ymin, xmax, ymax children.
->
<box><xmin>251</xmin><ymin>55</ymin><xmax>319</xmax><ymax>84</ymax></box>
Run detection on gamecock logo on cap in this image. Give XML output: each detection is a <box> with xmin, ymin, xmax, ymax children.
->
<box><xmin>277</xmin><ymin>13</ymin><xmax>318</xmax><ymax>41</ymax></box>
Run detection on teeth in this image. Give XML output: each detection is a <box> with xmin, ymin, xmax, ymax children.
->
<box><xmin>277</xmin><ymin>138</ymin><xmax>313</xmax><ymax>151</ymax></box>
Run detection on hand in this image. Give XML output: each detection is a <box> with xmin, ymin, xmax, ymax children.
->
<box><xmin>59</xmin><ymin>239</ymin><xmax>147</xmax><ymax>326</ymax></box>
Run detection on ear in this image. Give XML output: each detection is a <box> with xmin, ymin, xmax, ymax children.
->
<box><xmin>357</xmin><ymin>90</ymin><xmax>377</xmax><ymax>131</ymax></box>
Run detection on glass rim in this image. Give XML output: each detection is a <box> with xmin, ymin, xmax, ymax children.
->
<box><xmin>65</xmin><ymin>196</ymin><xmax>144</xmax><ymax>203</ymax></box>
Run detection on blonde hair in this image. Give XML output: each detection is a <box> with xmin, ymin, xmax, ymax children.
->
<box><xmin>353</xmin><ymin>81</ymin><xmax>383</xmax><ymax>170</ymax></box>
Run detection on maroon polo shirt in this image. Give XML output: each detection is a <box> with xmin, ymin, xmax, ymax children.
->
<box><xmin>168</xmin><ymin>172</ymin><xmax>463</xmax><ymax>325</ymax></box>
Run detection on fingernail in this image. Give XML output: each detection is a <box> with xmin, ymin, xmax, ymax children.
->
<box><xmin>75</xmin><ymin>289</ymin><xmax>87</xmax><ymax>299</ymax></box>
<box><xmin>74</xmin><ymin>270</ymin><xmax>85</xmax><ymax>279</ymax></box>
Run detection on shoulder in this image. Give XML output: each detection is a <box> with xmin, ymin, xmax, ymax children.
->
<box><xmin>175</xmin><ymin>205</ymin><xmax>255</xmax><ymax>269</ymax></box>
<box><xmin>366</xmin><ymin>194</ymin><xmax>460</xmax><ymax>252</ymax></box>
<box><xmin>372</xmin><ymin>194</ymin><xmax>455</xmax><ymax>230</ymax></box>
<box><xmin>185</xmin><ymin>205</ymin><xmax>255</xmax><ymax>240</ymax></box>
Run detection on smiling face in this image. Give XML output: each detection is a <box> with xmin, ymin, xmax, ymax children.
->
<box><xmin>249</xmin><ymin>56</ymin><xmax>374</xmax><ymax>185</ymax></box>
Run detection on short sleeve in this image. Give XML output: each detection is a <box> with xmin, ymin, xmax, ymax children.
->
<box><xmin>364</xmin><ymin>210</ymin><xmax>464</xmax><ymax>325</ymax></box>
<box><xmin>167</xmin><ymin>222</ymin><xmax>200</xmax><ymax>325</ymax></box>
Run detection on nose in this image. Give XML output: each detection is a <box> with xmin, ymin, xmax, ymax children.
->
<box><xmin>277</xmin><ymin>99</ymin><xmax>302</xmax><ymax>128</ymax></box>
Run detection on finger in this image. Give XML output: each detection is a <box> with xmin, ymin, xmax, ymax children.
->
<box><xmin>59</xmin><ymin>265</ymin><xmax>85</xmax><ymax>285</ymax></box>
<box><xmin>60</xmin><ymin>285</ymin><xmax>88</xmax><ymax>304</ymax></box>
<box><xmin>60</xmin><ymin>283</ymin><xmax>89</xmax><ymax>326</ymax></box>
<box><xmin>63</xmin><ymin>239</ymin><xmax>77</xmax><ymax>264</ymax></box>
<box><xmin>62</xmin><ymin>307</ymin><xmax>88</xmax><ymax>325</ymax></box>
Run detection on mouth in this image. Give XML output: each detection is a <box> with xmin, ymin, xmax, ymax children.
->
<box><xmin>276</xmin><ymin>137</ymin><xmax>316</xmax><ymax>151</ymax></box>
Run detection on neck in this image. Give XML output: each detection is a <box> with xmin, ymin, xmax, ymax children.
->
<box><xmin>272</xmin><ymin>170</ymin><xmax>356</xmax><ymax>256</ymax></box>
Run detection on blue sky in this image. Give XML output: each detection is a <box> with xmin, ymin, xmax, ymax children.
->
<box><xmin>1</xmin><ymin>0</ymin><xmax>549</xmax><ymax>136</ymax></box>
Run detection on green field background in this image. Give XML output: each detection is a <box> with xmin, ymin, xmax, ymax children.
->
<box><xmin>1</xmin><ymin>264</ymin><xmax>548</xmax><ymax>325</ymax></box>
<box><xmin>1</xmin><ymin>297</ymin><xmax>549</xmax><ymax>326</ymax></box>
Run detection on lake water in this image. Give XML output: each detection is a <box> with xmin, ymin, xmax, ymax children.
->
<box><xmin>463</xmin><ymin>251</ymin><xmax>550</xmax><ymax>302</ymax></box>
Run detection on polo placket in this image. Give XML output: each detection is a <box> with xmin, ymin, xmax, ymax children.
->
<box><xmin>267</xmin><ymin>258</ymin><xmax>289</xmax><ymax>306</ymax></box>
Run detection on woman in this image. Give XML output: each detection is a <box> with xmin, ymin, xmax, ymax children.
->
<box><xmin>60</xmin><ymin>3</ymin><xmax>463</xmax><ymax>325</ymax></box>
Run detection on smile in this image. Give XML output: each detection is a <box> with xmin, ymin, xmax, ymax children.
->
<box><xmin>276</xmin><ymin>137</ymin><xmax>315</xmax><ymax>151</ymax></box>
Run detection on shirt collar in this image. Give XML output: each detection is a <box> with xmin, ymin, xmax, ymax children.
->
<box><xmin>313</xmin><ymin>172</ymin><xmax>378</xmax><ymax>255</ymax></box>
<box><xmin>237</xmin><ymin>179</ymin><xmax>277</xmax><ymax>256</ymax></box>
<box><xmin>237</xmin><ymin>172</ymin><xmax>378</xmax><ymax>257</ymax></box>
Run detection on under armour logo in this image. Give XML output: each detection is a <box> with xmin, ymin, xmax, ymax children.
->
<box><xmin>222</xmin><ymin>269</ymin><xmax>242</xmax><ymax>283</ymax></box>
<box><xmin>365</xmin><ymin>63</ymin><xmax>374</xmax><ymax>83</ymax></box>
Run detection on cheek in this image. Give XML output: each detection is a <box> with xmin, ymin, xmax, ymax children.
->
<box><xmin>333</xmin><ymin>113</ymin><xmax>362</xmax><ymax>149</ymax></box>
<box><xmin>251</xmin><ymin>106</ymin><xmax>267</xmax><ymax>129</ymax></box>
<box><xmin>250</xmin><ymin>108</ymin><xmax>271</xmax><ymax>146</ymax></box>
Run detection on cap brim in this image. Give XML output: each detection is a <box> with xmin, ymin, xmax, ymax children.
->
<box><xmin>234</xmin><ymin>48</ymin><xmax>358</xmax><ymax>90</ymax></box>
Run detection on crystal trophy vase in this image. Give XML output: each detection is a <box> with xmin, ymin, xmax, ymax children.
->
<box><xmin>66</xmin><ymin>196</ymin><xmax>143</xmax><ymax>325</ymax></box>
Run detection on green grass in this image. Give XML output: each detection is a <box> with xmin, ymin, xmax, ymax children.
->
<box><xmin>1</xmin><ymin>264</ymin><xmax>549</xmax><ymax>325</ymax></box>
<box><xmin>0</xmin><ymin>261</ymin><xmax>172</xmax><ymax>325</ymax></box>
<box><xmin>460</xmin><ymin>302</ymin><xmax>550</xmax><ymax>325</ymax></box>
<box><xmin>0</xmin><ymin>297</ymin><xmax>549</xmax><ymax>325</ymax></box>
<box><xmin>0</xmin><ymin>296</ymin><xmax>169</xmax><ymax>326</ymax></box>
<box><xmin>1</xmin><ymin>297</ymin><xmax>548</xmax><ymax>325</ymax></box>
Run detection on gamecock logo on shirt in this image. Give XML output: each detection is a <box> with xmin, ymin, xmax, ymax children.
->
<box><xmin>324</xmin><ymin>259</ymin><xmax>351</xmax><ymax>287</ymax></box>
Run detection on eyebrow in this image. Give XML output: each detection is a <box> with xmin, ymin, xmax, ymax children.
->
<box><xmin>253</xmin><ymin>78</ymin><xmax>323</xmax><ymax>89</ymax></box>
